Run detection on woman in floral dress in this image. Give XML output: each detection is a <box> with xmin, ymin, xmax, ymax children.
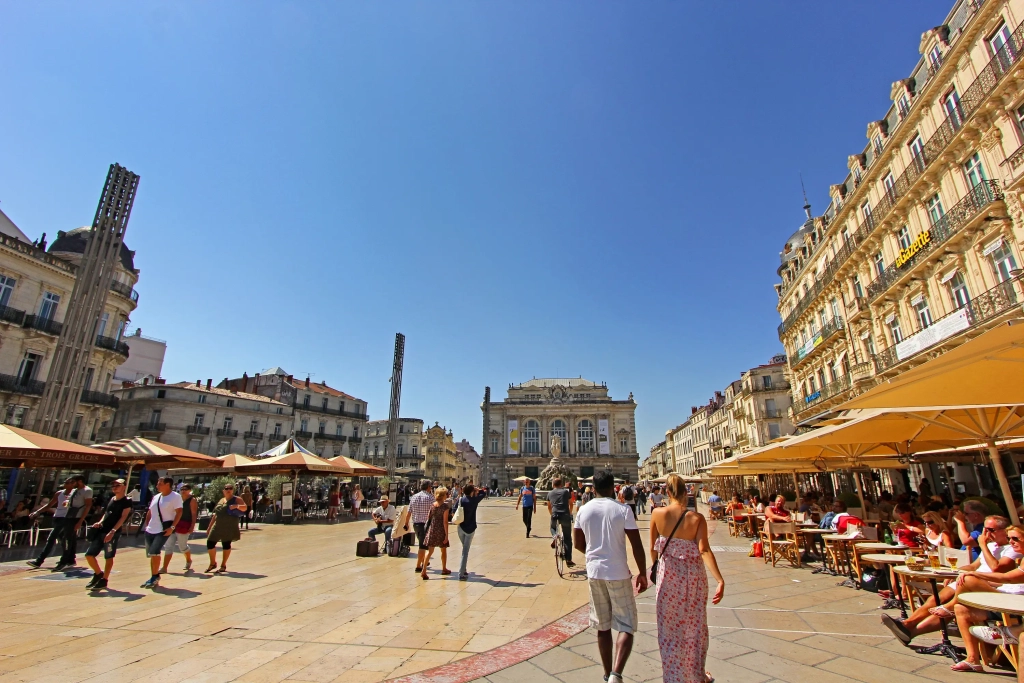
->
<box><xmin>421</xmin><ymin>487</ymin><xmax>450</xmax><ymax>579</ymax></box>
<box><xmin>649</xmin><ymin>474</ymin><xmax>725</xmax><ymax>683</ymax></box>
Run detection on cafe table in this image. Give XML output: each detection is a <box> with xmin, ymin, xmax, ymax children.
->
<box><xmin>822</xmin><ymin>534</ymin><xmax>867</xmax><ymax>584</ymax></box>
<box><xmin>860</xmin><ymin>553</ymin><xmax>910</xmax><ymax>616</ymax></box>
<box><xmin>894</xmin><ymin>565</ymin><xmax>963</xmax><ymax>663</ymax></box>
<box><xmin>800</xmin><ymin>528</ymin><xmax>832</xmax><ymax>566</ymax></box>
<box><xmin>958</xmin><ymin>591</ymin><xmax>1024</xmax><ymax>672</ymax></box>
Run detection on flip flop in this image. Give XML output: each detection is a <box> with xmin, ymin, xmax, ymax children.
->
<box><xmin>929</xmin><ymin>605</ymin><xmax>954</xmax><ymax>619</ymax></box>
<box><xmin>949</xmin><ymin>660</ymin><xmax>983</xmax><ymax>672</ymax></box>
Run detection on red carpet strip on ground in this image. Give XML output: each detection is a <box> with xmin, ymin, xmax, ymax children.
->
<box><xmin>387</xmin><ymin>603</ymin><xmax>591</xmax><ymax>683</ymax></box>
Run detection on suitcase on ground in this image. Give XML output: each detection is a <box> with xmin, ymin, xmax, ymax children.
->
<box><xmin>387</xmin><ymin>538</ymin><xmax>409</xmax><ymax>558</ymax></box>
<box><xmin>356</xmin><ymin>539</ymin><xmax>379</xmax><ymax>557</ymax></box>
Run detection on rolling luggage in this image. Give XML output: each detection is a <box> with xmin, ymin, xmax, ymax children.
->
<box><xmin>356</xmin><ymin>539</ymin><xmax>379</xmax><ymax>557</ymax></box>
<box><xmin>387</xmin><ymin>537</ymin><xmax>409</xmax><ymax>558</ymax></box>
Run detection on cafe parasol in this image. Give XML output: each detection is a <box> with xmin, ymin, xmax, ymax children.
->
<box><xmin>328</xmin><ymin>455</ymin><xmax>386</xmax><ymax>477</ymax></box>
<box><xmin>91</xmin><ymin>437</ymin><xmax>223</xmax><ymax>487</ymax></box>
<box><xmin>0</xmin><ymin>425</ymin><xmax>115</xmax><ymax>468</ymax></box>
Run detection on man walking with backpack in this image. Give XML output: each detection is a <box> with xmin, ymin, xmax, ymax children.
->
<box><xmin>573</xmin><ymin>471</ymin><xmax>647</xmax><ymax>683</ymax></box>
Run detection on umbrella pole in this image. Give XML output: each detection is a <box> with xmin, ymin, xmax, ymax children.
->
<box><xmin>125</xmin><ymin>464</ymin><xmax>134</xmax><ymax>491</ymax></box>
<box><xmin>853</xmin><ymin>471</ymin><xmax>866</xmax><ymax>513</ymax></box>
<box><xmin>986</xmin><ymin>440</ymin><xmax>1020</xmax><ymax>526</ymax></box>
<box><xmin>792</xmin><ymin>471</ymin><xmax>799</xmax><ymax>497</ymax></box>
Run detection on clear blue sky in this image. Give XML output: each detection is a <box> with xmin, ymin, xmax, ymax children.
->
<box><xmin>1</xmin><ymin>1</ymin><xmax>942</xmax><ymax>459</ymax></box>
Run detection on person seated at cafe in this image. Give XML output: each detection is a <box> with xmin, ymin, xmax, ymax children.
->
<box><xmin>882</xmin><ymin>515</ymin><xmax>1019</xmax><ymax>647</ymax></box>
<box><xmin>367</xmin><ymin>495</ymin><xmax>397</xmax><ymax>546</ymax></box>
<box><xmin>953</xmin><ymin>500</ymin><xmax>989</xmax><ymax>561</ymax></box>
<box><xmin>920</xmin><ymin>511</ymin><xmax>955</xmax><ymax>549</ymax></box>
<box><xmin>875</xmin><ymin>491</ymin><xmax>894</xmax><ymax>521</ymax></box>
<box><xmin>892</xmin><ymin>503</ymin><xmax>925</xmax><ymax>548</ymax></box>
<box><xmin>827</xmin><ymin>500</ymin><xmax>863</xmax><ymax>533</ymax></box>
<box><xmin>707</xmin><ymin>490</ymin><xmax>724</xmax><ymax>519</ymax></box>
<box><xmin>764</xmin><ymin>494</ymin><xmax>791</xmax><ymax>523</ymax></box>
<box><xmin>798</xmin><ymin>492</ymin><xmax>822</xmax><ymax>517</ymax></box>
<box><xmin>751</xmin><ymin>495</ymin><xmax>765</xmax><ymax>513</ymax></box>
<box><xmin>724</xmin><ymin>494</ymin><xmax>744</xmax><ymax>516</ymax></box>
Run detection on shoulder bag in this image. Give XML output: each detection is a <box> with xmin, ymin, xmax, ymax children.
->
<box><xmin>452</xmin><ymin>503</ymin><xmax>465</xmax><ymax>525</ymax></box>
<box><xmin>651</xmin><ymin>509</ymin><xmax>687</xmax><ymax>586</ymax></box>
<box><xmin>154</xmin><ymin>494</ymin><xmax>174</xmax><ymax>530</ymax></box>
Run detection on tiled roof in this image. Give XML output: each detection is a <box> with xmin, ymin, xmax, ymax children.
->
<box><xmin>162</xmin><ymin>382</ymin><xmax>288</xmax><ymax>405</ymax></box>
<box><xmin>291</xmin><ymin>379</ymin><xmax>362</xmax><ymax>402</ymax></box>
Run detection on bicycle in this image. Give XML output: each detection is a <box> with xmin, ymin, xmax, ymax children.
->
<box><xmin>553</xmin><ymin>526</ymin><xmax>565</xmax><ymax>577</ymax></box>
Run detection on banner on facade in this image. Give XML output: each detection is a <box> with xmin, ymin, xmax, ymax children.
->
<box><xmin>895</xmin><ymin>308</ymin><xmax>970</xmax><ymax>361</ymax></box>
<box><xmin>507</xmin><ymin>420</ymin><xmax>519</xmax><ymax>455</ymax></box>
<box><xmin>598</xmin><ymin>419</ymin><xmax>610</xmax><ymax>455</ymax></box>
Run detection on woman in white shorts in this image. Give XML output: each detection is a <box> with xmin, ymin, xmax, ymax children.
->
<box><xmin>351</xmin><ymin>484</ymin><xmax>364</xmax><ymax>520</ymax></box>
<box><xmin>161</xmin><ymin>483</ymin><xmax>199</xmax><ymax>573</ymax></box>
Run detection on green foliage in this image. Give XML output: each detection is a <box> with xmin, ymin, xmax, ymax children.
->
<box><xmin>838</xmin><ymin>492</ymin><xmax>862</xmax><ymax>509</ymax></box>
<box><xmin>201</xmin><ymin>475</ymin><xmax>237</xmax><ymax>504</ymax></box>
<box><xmin>267</xmin><ymin>475</ymin><xmax>287</xmax><ymax>501</ymax></box>
<box><xmin>379</xmin><ymin>476</ymin><xmax>392</xmax><ymax>490</ymax></box>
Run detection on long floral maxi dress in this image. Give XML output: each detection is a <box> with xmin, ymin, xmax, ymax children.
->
<box><xmin>655</xmin><ymin>535</ymin><xmax>709</xmax><ymax>683</ymax></box>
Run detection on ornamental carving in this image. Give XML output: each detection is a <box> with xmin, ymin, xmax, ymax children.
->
<box><xmin>980</xmin><ymin>125</ymin><xmax>1003</xmax><ymax>152</ymax></box>
<box><xmin>548</xmin><ymin>384</ymin><xmax>569</xmax><ymax>404</ymax></box>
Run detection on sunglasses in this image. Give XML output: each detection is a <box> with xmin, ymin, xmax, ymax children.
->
<box><xmin>984</xmin><ymin>526</ymin><xmax>1001</xmax><ymax>532</ymax></box>
<box><xmin>1010</xmin><ymin>537</ymin><xmax>1024</xmax><ymax>543</ymax></box>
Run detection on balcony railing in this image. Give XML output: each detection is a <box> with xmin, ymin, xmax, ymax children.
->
<box><xmin>243</xmin><ymin>430</ymin><xmax>263</xmax><ymax>440</ymax></box>
<box><xmin>95</xmin><ymin>335</ymin><xmax>130</xmax><ymax>357</ymax></box>
<box><xmin>0</xmin><ymin>374</ymin><xmax>45</xmax><ymax>396</ymax></box>
<box><xmin>216</xmin><ymin>428</ymin><xmax>238</xmax><ymax>437</ymax></box>
<box><xmin>873</xmin><ymin>273</ymin><xmax>1022</xmax><ymax>374</ymax></box>
<box><xmin>268</xmin><ymin>433</ymin><xmax>286</xmax><ymax>443</ymax></box>
<box><xmin>798</xmin><ymin>374</ymin><xmax>852</xmax><ymax>413</ymax></box>
<box><xmin>80</xmin><ymin>390</ymin><xmax>119</xmax><ymax>408</ymax></box>
<box><xmin>792</xmin><ymin>317</ymin><xmax>845</xmax><ymax>364</ymax></box>
<box><xmin>349</xmin><ymin>436</ymin><xmax>363</xmax><ymax>444</ymax></box>
<box><xmin>1003</xmin><ymin>142</ymin><xmax>1024</xmax><ymax>172</ymax></box>
<box><xmin>0</xmin><ymin>305</ymin><xmax>25</xmax><ymax>326</ymax></box>
<box><xmin>295</xmin><ymin>430</ymin><xmax>313</xmax><ymax>438</ymax></box>
<box><xmin>109</xmin><ymin>280</ymin><xmax>140</xmax><ymax>303</ymax></box>
<box><xmin>751</xmin><ymin>379</ymin><xmax>792</xmax><ymax>392</ymax></box>
<box><xmin>866</xmin><ymin>181</ymin><xmax>1001</xmax><ymax>301</ymax></box>
<box><xmin>139</xmin><ymin>422</ymin><xmax>166</xmax><ymax>433</ymax></box>
<box><xmin>293</xmin><ymin>402</ymin><xmax>368</xmax><ymax>421</ymax></box>
<box><xmin>319</xmin><ymin>433</ymin><xmax>347</xmax><ymax>442</ymax></box>
<box><xmin>778</xmin><ymin>20</ymin><xmax>1024</xmax><ymax>339</ymax></box>
<box><xmin>24</xmin><ymin>315</ymin><xmax>62</xmax><ymax>336</ymax></box>
<box><xmin>186</xmin><ymin>425</ymin><xmax>211</xmax><ymax>435</ymax></box>
<box><xmin>763</xmin><ymin>408</ymin><xmax>783</xmax><ymax>419</ymax></box>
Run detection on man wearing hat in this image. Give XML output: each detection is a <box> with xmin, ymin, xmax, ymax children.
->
<box><xmin>368</xmin><ymin>495</ymin><xmax>397</xmax><ymax>547</ymax></box>
<box><xmin>84</xmin><ymin>479</ymin><xmax>133</xmax><ymax>591</ymax></box>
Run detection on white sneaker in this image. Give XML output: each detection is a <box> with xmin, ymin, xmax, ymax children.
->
<box><xmin>608</xmin><ymin>673</ymin><xmax>624</xmax><ymax>683</ymax></box>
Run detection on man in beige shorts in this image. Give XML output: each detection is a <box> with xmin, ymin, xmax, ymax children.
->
<box><xmin>574</xmin><ymin>470</ymin><xmax>648</xmax><ymax>683</ymax></box>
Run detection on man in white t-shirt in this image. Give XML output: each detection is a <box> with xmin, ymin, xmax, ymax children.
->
<box><xmin>140</xmin><ymin>477</ymin><xmax>183</xmax><ymax>589</ymax></box>
<box><xmin>883</xmin><ymin>515</ymin><xmax>1020</xmax><ymax>646</ymax></box>
<box><xmin>57</xmin><ymin>475</ymin><xmax>93</xmax><ymax>570</ymax></box>
<box><xmin>573</xmin><ymin>471</ymin><xmax>647</xmax><ymax>683</ymax></box>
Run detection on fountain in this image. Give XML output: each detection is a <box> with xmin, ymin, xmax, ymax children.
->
<box><xmin>536</xmin><ymin>434</ymin><xmax>577</xmax><ymax>494</ymax></box>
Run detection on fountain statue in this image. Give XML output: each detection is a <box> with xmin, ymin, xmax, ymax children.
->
<box><xmin>536</xmin><ymin>434</ymin><xmax>576</xmax><ymax>493</ymax></box>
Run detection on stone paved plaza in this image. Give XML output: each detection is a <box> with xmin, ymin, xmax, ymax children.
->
<box><xmin>0</xmin><ymin>499</ymin><xmax>1000</xmax><ymax>682</ymax></box>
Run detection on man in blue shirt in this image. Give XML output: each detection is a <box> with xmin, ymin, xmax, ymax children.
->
<box><xmin>516</xmin><ymin>479</ymin><xmax>536</xmax><ymax>538</ymax></box>
<box><xmin>953</xmin><ymin>500</ymin><xmax>988</xmax><ymax>561</ymax></box>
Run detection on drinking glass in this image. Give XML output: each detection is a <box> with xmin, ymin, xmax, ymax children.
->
<box><xmin>929</xmin><ymin>553</ymin><xmax>940</xmax><ymax>569</ymax></box>
<box><xmin>947</xmin><ymin>556</ymin><xmax>959</xmax><ymax>570</ymax></box>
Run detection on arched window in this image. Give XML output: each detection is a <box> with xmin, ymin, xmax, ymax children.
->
<box><xmin>551</xmin><ymin>419</ymin><xmax>568</xmax><ymax>454</ymax></box>
<box><xmin>577</xmin><ymin>419</ymin><xmax>595</xmax><ymax>453</ymax></box>
<box><xmin>523</xmin><ymin>420</ymin><xmax>540</xmax><ymax>453</ymax></box>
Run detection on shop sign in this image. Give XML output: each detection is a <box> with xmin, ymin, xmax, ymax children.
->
<box><xmin>895</xmin><ymin>230</ymin><xmax>932</xmax><ymax>268</ymax></box>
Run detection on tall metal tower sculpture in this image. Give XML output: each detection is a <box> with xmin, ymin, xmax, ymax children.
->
<box><xmin>481</xmin><ymin>387</ymin><xmax>491</xmax><ymax>488</ymax></box>
<box><xmin>35</xmin><ymin>164</ymin><xmax>140</xmax><ymax>438</ymax></box>
<box><xmin>384</xmin><ymin>333</ymin><xmax>405</xmax><ymax>477</ymax></box>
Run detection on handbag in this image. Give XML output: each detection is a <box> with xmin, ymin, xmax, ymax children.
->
<box><xmin>651</xmin><ymin>509</ymin><xmax>688</xmax><ymax>585</ymax></box>
<box><xmin>227</xmin><ymin>496</ymin><xmax>246</xmax><ymax>518</ymax></box>
<box><xmin>452</xmin><ymin>505</ymin><xmax>465</xmax><ymax>525</ymax></box>
<box><xmin>154</xmin><ymin>494</ymin><xmax>174</xmax><ymax>531</ymax></box>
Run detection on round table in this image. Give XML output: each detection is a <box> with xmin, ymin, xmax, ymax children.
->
<box><xmin>895</xmin><ymin>566</ymin><xmax>963</xmax><ymax>662</ymax></box>
<box><xmin>854</xmin><ymin>542</ymin><xmax>909</xmax><ymax>551</ymax></box>
<box><xmin>861</xmin><ymin>553</ymin><xmax>909</xmax><ymax>615</ymax></box>
<box><xmin>959</xmin><ymin>592</ymin><xmax>1024</xmax><ymax>672</ymax></box>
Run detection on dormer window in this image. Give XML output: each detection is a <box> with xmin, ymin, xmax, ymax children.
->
<box><xmin>929</xmin><ymin>45</ymin><xmax>942</xmax><ymax>70</ymax></box>
<box><xmin>898</xmin><ymin>94</ymin><xmax>911</xmax><ymax>118</ymax></box>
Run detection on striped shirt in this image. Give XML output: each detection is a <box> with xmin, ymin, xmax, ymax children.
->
<box><xmin>410</xmin><ymin>491</ymin><xmax>435</xmax><ymax>524</ymax></box>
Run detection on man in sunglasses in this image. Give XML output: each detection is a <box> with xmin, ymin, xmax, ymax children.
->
<box><xmin>84</xmin><ymin>479</ymin><xmax>133</xmax><ymax>591</ymax></box>
<box><xmin>882</xmin><ymin>515</ymin><xmax>1020</xmax><ymax>646</ymax></box>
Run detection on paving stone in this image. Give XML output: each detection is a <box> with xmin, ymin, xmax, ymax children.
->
<box><xmin>529</xmin><ymin>647</ymin><xmax>596</xmax><ymax>675</ymax></box>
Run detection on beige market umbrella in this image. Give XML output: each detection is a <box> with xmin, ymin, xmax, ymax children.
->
<box><xmin>90</xmin><ymin>437</ymin><xmax>223</xmax><ymax>489</ymax></box>
<box><xmin>837</xmin><ymin>320</ymin><xmax>1024</xmax><ymax>522</ymax></box>
<box><xmin>328</xmin><ymin>455</ymin><xmax>386</xmax><ymax>477</ymax></box>
<box><xmin>0</xmin><ymin>425</ymin><xmax>114</xmax><ymax>468</ymax></box>
<box><xmin>235</xmin><ymin>451</ymin><xmax>352</xmax><ymax>475</ymax></box>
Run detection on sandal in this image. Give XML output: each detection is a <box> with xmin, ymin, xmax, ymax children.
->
<box><xmin>949</xmin><ymin>660</ymin><xmax>983</xmax><ymax>672</ymax></box>
<box><xmin>421</xmin><ymin>573</ymin><xmax>429</xmax><ymax>580</ymax></box>
<box><xmin>205</xmin><ymin>563</ymin><xmax>217</xmax><ymax>573</ymax></box>
<box><xmin>705</xmin><ymin>674</ymin><xmax>715</xmax><ymax>683</ymax></box>
<box><xmin>441</xmin><ymin>569</ymin><xmax>451</xmax><ymax>575</ymax></box>
<box><xmin>929</xmin><ymin>605</ymin><xmax>954</xmax><ymax>619</ymax></box>
<box><xmin>215</xmin><ymin>566</ymin><xmax>227</xmax><ymax>574</ymax></box>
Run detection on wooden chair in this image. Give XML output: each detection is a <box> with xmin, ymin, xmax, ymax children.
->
<box><xmin>765</xmin><ymin>521</ymin><xmax>801</xmax><ymax>568</ymax></box>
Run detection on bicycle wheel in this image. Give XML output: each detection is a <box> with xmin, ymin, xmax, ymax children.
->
<box><xmin>554</xmin><ymin>531</ymin><xmax>564</xmax><ymax>577</ymax></box>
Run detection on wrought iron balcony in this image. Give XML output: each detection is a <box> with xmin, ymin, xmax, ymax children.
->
<box><xmin>349</xmin><ymin>436</ymin><xmax>363</xmax><ymax>444</ymax></box>
<box><xmin>186</xmin><ymin>425</ymin><xmax>210</xmax><ymax>435</ymax></box>
<box><xmin>268</xmin><ymin>433</ymin><xmax>286</xmax><ymax>444</ymax></box>
<box><xmin>80</xmin><ymin>390</ymin><xmax>119</xmax><ymax>408</ymax></box>
<box><xmin>24</xmin><ymin>315</ymin><xmax>62</xmax><ymax>336</ymax></box>
<box><xmin>798</xmin><ymin>374</ymin><xmax>852</xmax><ymax>413</ymax></box>
<box><xmin>295</xmin><ymin>430</ymin><xmax>313</xmax><ymax>438</ymax></box>
<box><xmin>873</xmin><ymin>273</ymin><xmax>1022</xmax><ymax>374</ymax></box>
<box><xmin>866</xmin><ymin>181</ymin><xmax>1001</xmax><ymax>302</ymax></box>
<box><xmin>0</xmin><ymin>374</ymin><xmax>45</xmax><ymax>396</ymax></box>
<box><xmin>341</xmin><ymin>409</ymin><xmax>368</xmax><ymax>420</ymax></box>
<box><xmin>751</xmin><ymin>379</ymin><xmax>793</xmax><ymax>392</ymax></box>
<box><xmin>0</xmin><ymin>305</ymin><xmax>25</xmax><ymax>325</ymax></box>
<box><xmin>95</xmin><ymin>335</ymin><xmax>130</xmax><ymax>357</ymax></box>
<box><xmin>139</xmin><ymin>422</ymin><xmax>166</xmax><ymax>433</ymax></box>
<box><xmin>792</xmin><ymin>317</ymin><xmax>845</xmax><ymax>365</ymax></box>
<box><xmin>778</xmin><ymin>20</ymin><xmax>1023</xmax><ymax>339</ymax></box>
<box><xmin>293</xmin><ymin>401</ymin><xmax>369</xmax><ymax>421</ymax></box>
<box><xmin>319</xmin><ymin>432</ymin><xmax>347</xmax><ymax>442</ymax></box>
<box><xmin>216</xmin><ymin>428</ymin><xmax>238</xmax><ymax>437</ymax></box>
<box><xmin>109</xmin><ymin>280</ymin><xmax>140</xmax><ymax>303</ymax></box>
<box><xmin>243</xmin><ymin>430</ymin><xmax>263</xmax><ymax>440</ymax></box>
<box><xmin>1003</xmin><ymin>142</ymin><xmax>1024</xmax><ymax>172</ymax></box>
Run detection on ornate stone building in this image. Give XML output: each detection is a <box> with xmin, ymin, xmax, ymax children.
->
<box><xmin>362</xmin><ymin>417</ymin><xmax>424</xmax><ymax>472</ymax></box>
<box><xmin>775</xmin><ymin>0</ymin><xmax>1024</xmax><ymax>436</ymax></box>
<box><xmin>422</xmin><ymin>422</ymin><xmax>459</xmax><ymax>482</ymax></box>
<box><xmin>0</xmin><ymin>211</ymin><xmax>137</xmax><ymax>442</ymax></box>
<box><xmin>481</xmin><ymin>378</ymin><xmax>638</xmax><ymax>489</ymax></box>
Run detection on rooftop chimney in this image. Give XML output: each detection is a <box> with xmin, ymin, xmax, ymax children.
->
<box><xmin>206</xmin><ymin>379</ymin><xmax>212</xmax><ymax>390</ymax></box>
<box><xmin>196</xmin><ymin>379</ymin><xmax>201</xmax><ymax>387</ymax></box>
<box><xmin>305</xmin><ymin>377</ymin><xmax>310</xmax><ymax>388</ymax></box>
<box><xmin>143</xmin><ymin>378</ymin><xmax>149</xmax><ymax>385</ymax></box>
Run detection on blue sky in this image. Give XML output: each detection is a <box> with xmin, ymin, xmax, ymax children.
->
<box><xmin>0</xmin><ymin>1</ymin><xmax>943</xmax><ymax>458</ymax></box>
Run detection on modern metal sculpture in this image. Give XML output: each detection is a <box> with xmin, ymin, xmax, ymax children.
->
<box><xmin>384</xmin><ymin>332</ymin><xmax>405</xmax><ymax>477</ymax></box>
<box><xmin>35</xmin><ymin>164</ymin><xmax>139</xmax><ymax>439</ymax></box>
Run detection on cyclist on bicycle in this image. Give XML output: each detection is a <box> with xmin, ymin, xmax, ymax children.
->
<box><xmin>547</xmin><ymin>478</ymin><xmax>575</xmax><ymax>568</ymax></box>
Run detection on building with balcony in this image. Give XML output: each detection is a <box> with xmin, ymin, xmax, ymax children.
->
<box><xmin>108</xmin><ymin>379</ymin><xmax>291</xmax><ymax>455</ymax></box>
<box><xmin>0</xmin><ymin>210</ymin><xmax>138</xmax><ymax>442</ymax></box>
<box><xmin>729</xmin><ymin>358</ymin><xmax>796</xmax><ymax>450</ymax></box>
<box><xmin>667</xmin><ymin>419</ymin><xmax>694</xmax><ymax>476</ymax></box>
<box><xmin>776</xmin><ymin>0</ymin><xmax>1024</xmax><ymax>431</ymax></box>
<box><xmin>362</xmin><ymin>417</ymin><xmax>425</xmax><ymax>472</ymax></box>
<box><xmin>422</xmin><ymin>422</ymin><xmax>458</xmax><ymax>483</ymax></box>
<box><xmin>455</xmin><ymin>439</ymin><xmax>482</xmax><ymax>484</ymax></box>
<box><xmin>219</xmin><ymin>369</ymin><xmax>368</xmax><ymax>457</ymax></box>
<box><xmin>480</xmin><ymin>378</ymin><xmax>639</xmax><ymax>489</ymax></box>
<box><xmin>112</xmin><ymin>328</ymin><xmax>166</xmax><ymax>387</ymax></box>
